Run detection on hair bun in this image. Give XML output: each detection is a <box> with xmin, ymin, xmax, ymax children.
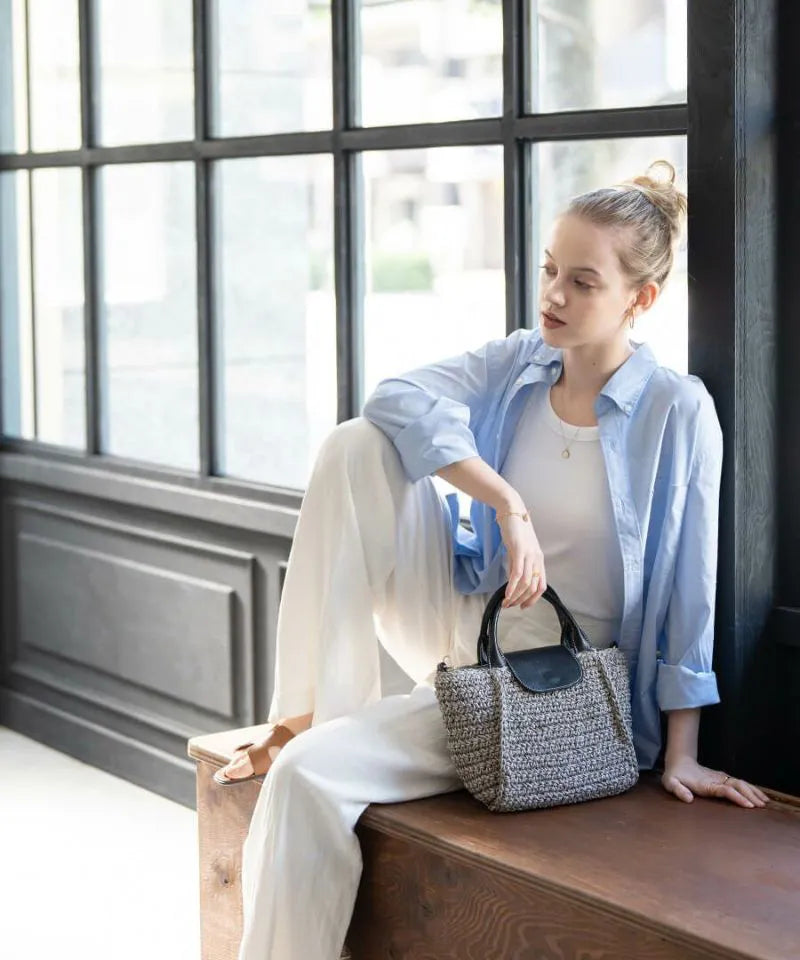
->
<box><xmin>620</xmin><ymin>159</ymin><xmax>687</xmax><ymax>241</ymax></box>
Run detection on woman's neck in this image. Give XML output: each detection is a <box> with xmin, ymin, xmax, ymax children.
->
<box><xmin>556</xmin><ymin>338</ymin><xmax>635</xmax><ymax>401</ymax></box>
<box><xmin>549</xmin><ymin>337</ymin><xmax>635</xmax><ymax>427</ymax></box>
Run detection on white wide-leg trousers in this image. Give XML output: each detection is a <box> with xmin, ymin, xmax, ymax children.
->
<box><xmin>237</xmin><ymin>417</ymin><xmax>490</xmax><ymax>960</ymax></box>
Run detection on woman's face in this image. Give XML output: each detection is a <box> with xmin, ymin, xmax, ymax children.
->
<box><xmin>538</xmin><ymin>213</ymin><xmax>647</xmax><ymax>349</ymax></box>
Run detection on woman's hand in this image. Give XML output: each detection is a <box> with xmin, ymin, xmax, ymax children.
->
<box><xmin>498</xmin><ymin>514</ymin><xmax>547</xmax><ymax>609</ymax></box>
<box><xmin>660</xmin><ymin>755</ymin><xmax>770</xmax><ymax>808</ymax></box>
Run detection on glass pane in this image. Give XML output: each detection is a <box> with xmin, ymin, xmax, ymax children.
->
<box><xmin>96</xmin><ymin>0</ymin><xmax>194</xmax><ymax>146</ymax></box>
<box><xmin>358</xmin><ymin>0</ymin><xmax>502</xmax><ymax>127</ymax></box>
<box><xmin>529</xmin><ymin>0</ymin><xmax>686</xmax><ymax>113</ymax></box>
<box><xmin>531</xmin><ymin>137</ymin><xmax>688</xmax><ymax>373</ymax></box>
<box><xmin>29</xmin><ymin>0</ymin><xmax>82</xmax><ymax>152</ymax></box>
<box><xmin>31</xmin><ymin>168</ymin><xmax>86</xmax><ymax>447</ymax></box>
<box><xmin>214</xmin><ymin>155</ymin><xmax>336</xmax><ymax>489</ymax></box>
<box><xmin>362</xmin><ymin>145</ymin><xmax>505</xmax><ymax>396</ymax></box>
<box><xmin>362</xmin><ymin>145</ymin><xmax>504</xmax><ymax>519</ymax></box>
<box><xmin>99</xmin><ymin>162</ymin><xmax>198</xmax><ymax>469</ymax></box>
<box><xmin>0</xmin><ymin>171</ymin><xmax>34</xmax><ymax>437</ymax></box>
<box><xmin>211</xmin><ymin>0</ymin><xmax>332</xmax><ymax>136</ymax></box>
<box><xmin>0</xmin><ymin>0</ymin><xmax>29</xmax><ymax>153</ymax></box>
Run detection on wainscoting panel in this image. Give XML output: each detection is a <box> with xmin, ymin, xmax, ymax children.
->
<box><xmin>0</xmin><ymin>461</ymin><xmax>297</xmax><ymax>806</ymax></box>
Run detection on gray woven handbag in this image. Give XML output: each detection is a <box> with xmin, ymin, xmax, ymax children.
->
<box><xmin>434</xmin><ymin>581</ymin><xmax>639</xmax><ymax>812</ymax></box>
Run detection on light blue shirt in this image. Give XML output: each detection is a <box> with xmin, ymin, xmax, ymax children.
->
<box><xmin>362</xmin><ymin>328</ymin><xmax>724</xmax><ymax>770</ymax></box>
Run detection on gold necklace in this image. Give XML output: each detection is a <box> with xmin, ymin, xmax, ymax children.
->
<box><xmin>557</xmin><ymin>416</ymin><xmax>583</xmax><ymax>458</ymax></box>
<box><xmin>551</xmin><ymin>386</ymin><xmax>583</xmax><ymax>458</ymax></box>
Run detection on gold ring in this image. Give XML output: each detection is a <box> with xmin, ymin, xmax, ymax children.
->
<box><xmin>722</xmin><ymin>775</ymin><xmax>732</xmax><ymax>786</ymax></box>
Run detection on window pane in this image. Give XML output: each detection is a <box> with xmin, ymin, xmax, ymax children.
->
<box><xmin>531</xmin><ymin>137</ymin><xmax>688</xmax><ymax>373</ymax></box>
<box><xmin>0</xmin><ymin>0</ymin><xmax>29</xmax><ymax>153</ymax></box>
<box><xmin>31</xmin><ymin>167</ymin><xmax>86</xmax><ymax>446</ymax></box>
<box><xmin>214</xmin><ymin>155</ymin><xmax>336</xmax><ymax>489</ymax></box>
<box><xmin>211</xmin><ymin>0</ymin><xmax>332</xmax><ymax>136</ymax></box>
<box><xmin>96</xmin><ymin>0</ymin><xmax>194</xmax><ymax>146</ymax></box>
<box><xmin>99</xmin><ymin>163</ymin><xmax>198</xmax><ymax>469</ymax></box>
<box><xmin>0</xmin><ymin>171</ymin><xmax>34</xmax><ymax>437</ymax></box>
<box><xmin>529</xmin><ymin>0</ymin><xmax>686</xmax><ymax>113</ymax></box>
<box><xmin>358</xmin><ymin>0</ymin><xmax>502</xmax><ymax>127</ymax></box>
<box><xmin>29</xmin><ymin>0</ymin><xmax>81</xmax><ymax>152</ymax></box>
<box><xmin>362</xmin><ymin>145</ymin><xmax>505</xmax><ymax>398</ymax></box>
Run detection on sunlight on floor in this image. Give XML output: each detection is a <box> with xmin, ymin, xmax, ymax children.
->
<box><xmin>0</xmin><ymin>727</ymin><xmax>201</xmax><ymax>960</ymax></box>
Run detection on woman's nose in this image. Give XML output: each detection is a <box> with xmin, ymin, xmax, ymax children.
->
<box><xmin>544</xmin><ymin>279</ymin><xmax>566</xmax><ymax>305</ymax></box>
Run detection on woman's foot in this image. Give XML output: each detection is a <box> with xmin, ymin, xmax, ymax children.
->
<box><xmin>215</xmin><ymin>712</ymin><xmax>313</xmax><ymax>783</ymax></box>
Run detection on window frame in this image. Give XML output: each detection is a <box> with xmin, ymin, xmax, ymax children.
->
<box><xmin>0</xmin><ymin>0</ymin><xmax>689</xmax><ymax>507</ymax></box>
<box><xmin>0</xmin><ymin>0</ymin><xmax>793</xmax><ymax>787</ymax></box>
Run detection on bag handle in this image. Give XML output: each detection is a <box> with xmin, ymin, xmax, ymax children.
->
<box><xmin>477</xmin><ymin>581</ymin><xmax>594</xmax><ymax>668</ymax></box>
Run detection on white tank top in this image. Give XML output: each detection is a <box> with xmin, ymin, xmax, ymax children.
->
<box><xmin>494</xmin><ymin>384</ymin><xmax>624</xmax><ymax>653</ymax></box>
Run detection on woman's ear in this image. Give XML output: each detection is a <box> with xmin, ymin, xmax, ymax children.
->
<box><xmin>634</xmin><ymin>281</ymin><xmax>660</xmax><ymax>313</ymax></box>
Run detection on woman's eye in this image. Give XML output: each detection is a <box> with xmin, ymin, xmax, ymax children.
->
<box><xmin>539</xmin><ymin>264</ymin><xmax>556</xmax><ymax>276</ymax></box>
<box><xmin>575</xmin><ymin>279</ymin><xmax>592</xmax><ymax>289</ymax></box>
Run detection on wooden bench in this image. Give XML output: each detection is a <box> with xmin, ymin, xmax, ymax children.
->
<box><xmin>187</xmin><ymin>724</ymin><xmax>800</xmax><ymax>960</ymax></box>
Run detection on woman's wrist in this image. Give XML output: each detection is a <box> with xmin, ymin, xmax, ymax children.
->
<box><xmin>434</xmin><ymin>458</ymin><xmax>525</xmax><ymax>516</ymax></box>
<box><xmin>496</xmin><ymin>508</ymin><xmax>530</xmax><ymax>524</ymax></box>
<box><xmin>491</xmin><ymin>487</ymin><xmax>527</xmax><ymax>515</ymax></box>
<box><xmin>664</xmin><ymin>707</ymin><xmax>701</xmax><ymax>765</ymax></box>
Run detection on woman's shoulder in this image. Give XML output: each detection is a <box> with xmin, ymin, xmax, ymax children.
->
<box><xmin>641</xmin><ymin>361</ymin><xmax>719</xmax><ymax>423</ymax></box>
<box><xmin>639</xmin><ymin>361</ymin><xmax>723</xmax><ymax>460</ymax></box>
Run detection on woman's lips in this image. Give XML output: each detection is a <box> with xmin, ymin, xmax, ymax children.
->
<box><xmin>541</xmin><ymin>312</ymin><xmax>566</xmax><ymax>328</ymax></box>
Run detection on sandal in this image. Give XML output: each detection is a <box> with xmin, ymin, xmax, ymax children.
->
<box><xmin>213</xmin><ymin>723</ymin><xmax>296</xmax><ymax>786</ymax></box>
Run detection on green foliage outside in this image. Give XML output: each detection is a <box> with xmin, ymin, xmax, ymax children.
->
<box><xmin>371</xmin><ymin>252</ymin><xmax>434</xmax><ymax>292</ymax></box>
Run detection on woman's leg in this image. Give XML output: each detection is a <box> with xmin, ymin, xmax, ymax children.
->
<box><xmin>237</xmin><ymin>684</ymin><xmax>464</xmax><ymax>960</ymax></box>
<box><xmin>268</xmin><ymin>416</ymin><xmax>462</xmax><ymax>728</ymax></box>
<box><xmin>236</xmin><ymin>417</ymin><xmax>489</xmax><ymax>959</ymax></box>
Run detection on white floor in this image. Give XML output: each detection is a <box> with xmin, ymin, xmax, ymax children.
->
<box><xmin>0</xmin><ymin>726</ymin><xmax>202</xmax><ymax>960</ymax></box>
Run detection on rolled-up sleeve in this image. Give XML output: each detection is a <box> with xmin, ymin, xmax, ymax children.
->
<box><xmin>361</xmin><ymin>331</ymin><xmax>522</xmax><ymax>483</ymax></box>
<box><xmin>656</xmin><ymin>390</ymin><xmax>724</xmax><ymax>711</ymax></box>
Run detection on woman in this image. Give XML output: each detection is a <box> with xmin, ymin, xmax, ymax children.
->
<box><xmin>219</xmin><ymin>159</ymin><xmax>769</xmax><ymax>960</ymax></box>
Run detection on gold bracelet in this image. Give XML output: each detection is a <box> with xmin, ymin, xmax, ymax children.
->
<box><xmin>496</xmin><ymin>509</ymin><xmax>529</xmax><ymax>523</ymax></box>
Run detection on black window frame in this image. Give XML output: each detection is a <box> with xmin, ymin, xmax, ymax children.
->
<box><xmin>0</xmin><ymin>0</ymin><xmax>687</xmax><ymax>509</ymax></box>
<box><xmin>0</xmin><ymin>0</ymin><xmax>792</xmax><ymax>786</ymax></box>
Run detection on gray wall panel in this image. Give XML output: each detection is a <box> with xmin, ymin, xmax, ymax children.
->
<box><xmin>4</xmin><ymin>495</ymin><xmax>259</xmax><ymax>721</ymax></box>
<box><xmin>0</xmin><ymin>469</ymin><xmax>293</xmax><ymax>806</ymax></box>
<box><xmin>17</xmin><ymin>532</ymin><xmax>236</xmax><ymax>715</ymax></box>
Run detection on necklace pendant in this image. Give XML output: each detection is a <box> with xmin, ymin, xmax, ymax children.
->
<box><xmin>561</xmin><ymin>449</ymin><xmax>571</xmax><ymax>459</ymax></box>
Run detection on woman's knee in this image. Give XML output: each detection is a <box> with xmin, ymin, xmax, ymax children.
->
<box><xmin>314</xmin><ymin>417</ymin><xmax>403</xmax><ymax>485</ymax></box>
<box><xmin>318</xmin><ymin>417</ymin><xmax>388</xmax><ymax>461</ymax></box>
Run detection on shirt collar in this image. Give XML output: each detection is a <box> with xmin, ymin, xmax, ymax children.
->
<box><xmin>526</xmin><ymin>335</ymin><xmax>659</xmax><ymax>416</ymax></box>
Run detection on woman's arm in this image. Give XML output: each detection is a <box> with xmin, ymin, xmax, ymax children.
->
<box><xmin>656</xmin><ymin>389</ymin><xmax>723</xmax><ymax>712</ymax></box>
<box><xmin>658</xmin><ymin>389</ymin><xmax>768</xmax><ymax>808</ymax></box>
<box><xmin>435</xmin><ymin>456</ymin><xmax>548</xmax><ymax>609</ymax></box>
<box><xmin>362</xmin><ymin>329</ymin><xmax>528</xmax><ymax>484</ymax></box>
<box><xmin>435</xmin><ymin>455</ymin><xmax>525</xmax><ymax>514</ymax></box>
<box><xmin>664</xmin><ymin>707</ymin><xmax>700</xmax><ymax>763</ymax></box>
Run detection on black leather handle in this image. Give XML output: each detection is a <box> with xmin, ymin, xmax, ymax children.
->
<box><xmin>477</xmin><ymin>581</ymin><xmax>593</xmax><ymax>668</ymax></box>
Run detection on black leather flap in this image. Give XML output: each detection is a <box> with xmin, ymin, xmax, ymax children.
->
<box><xmin>504</xmin><ymin>644</ymin><xmax>582</xmax><ymax>693</ymax></box>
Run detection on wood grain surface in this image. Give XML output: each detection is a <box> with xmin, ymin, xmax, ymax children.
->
<box><xmin>189</xmin><ymin>731</ymin><xmax>800</xmax><ymax>960</ymax></box>
<box><xmin>353</xmin><ymin>772</ymin><xmax>800</xmax><ymax>960</ymax></box>
<box><xmin>195</xmin><ymin>760</ymin><xmax>261</xmax><ymax>960</ymax></box>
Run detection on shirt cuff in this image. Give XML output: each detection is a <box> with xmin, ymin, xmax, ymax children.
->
<box><xmin>392</xmin><ymin>398</ymin><xmax>480</xmax><ymax>482</ymax></box>
<box><xmin>656</xmin><ymin>661</ymin><xmax>721</xmax><ymax>711</ymax></box>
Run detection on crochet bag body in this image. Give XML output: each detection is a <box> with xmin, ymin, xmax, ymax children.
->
<box><xmin>434</xmin><ymin>581</ymin><xmax>639</xmax><ymax>812</ymax></box>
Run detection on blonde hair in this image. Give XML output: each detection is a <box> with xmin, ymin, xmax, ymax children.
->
<box><xmin>564</xmin><ymin>159</ymin><xmax>688</xmax><ymax>290</ymax></box>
